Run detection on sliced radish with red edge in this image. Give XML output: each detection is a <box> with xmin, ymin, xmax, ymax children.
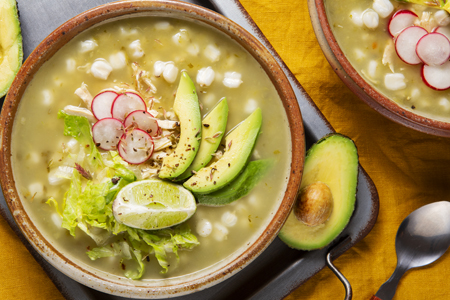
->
<box><xmin>388</xmin><ymin>10</ymin><xmax>418</xmax><ymax>37</ymax></box>
<box><xmin>416</xmin><ymin>33</ymin><xmax>450</xmax><ymax>66</ymax></box>
<box><xmin>92</xmin><ymin>118</ymin><xmax>124</xmax><ymax>150</ymax></box>
<box><xmin>421</xmin><ymin>61</ymin><xmax>450</xmax><ymax>90</ymax></box>
<box><xmin>118</xmin><ymin>128</ymin><xmax>154</xmax><ymax>164</ymax></box>
<box><xmin>124</xmin><ymin>110</ymin><xmax>159</xmax><ymax>137</ymax></box>
<box><xmin>111</xmin><ymin>92</ymin><xmax>146</xmax><ymax>121</ymax></box>
<box><xmin>91</xmin><ymin>91</ymin><xmax>118</xmax><ymax>120</ymax></box>
<box><xmin>434</xmin><ymin>26</ymin><xmax>450</xmax><ymax>41</ymax></box>
<box><xmin>395</xmin><ymin>26</ymin><xmax>428</xmax><ymax>65</ymax></box>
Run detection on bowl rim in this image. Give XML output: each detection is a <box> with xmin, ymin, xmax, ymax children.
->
<box><xmin>0</xmin><ymin>0</ymin><xmax>305</xmax><ymax>298</ymax></box>
<box><xmin>313</xmin><ymin>0</ymin><xmax>450</xmax><ymax>137</ymax></box>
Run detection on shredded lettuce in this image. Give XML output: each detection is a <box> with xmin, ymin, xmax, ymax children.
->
<box><xmin>60</xmin><ymin>169</ymin><xmax>128</xmax><ymax>237</ymax></box>
<box><xmin>108</xmin><ymin>151</ymin><xmax>136</xmax><ymax>181</ymax></box>
<box><xmin>58</xmin><ymin>111</ymin><xmax>103</xmax><ymax>168</ymax></box>
<box><xmin>54</xmin><ymin>164</ymin><xmax>199</xmax><ymax>279</ymax></box>
<box><xmin>87</xmin><ymin>224</ymin><xmax>199</xmax><ymax>275</ymax></box>
<box><xmin>86</xmin><ymin>240</ymin><xmax>133</xmax><ymax>260</ymax></box>
<box><xmin>49</xmin><ymin>111</ymin><xmax>199</xmax><ymax>279</ymax></box>
<box><xmin>45</xmin><ymin>197</ymin><xmax>63</xmax><ymax>217</ymax></box>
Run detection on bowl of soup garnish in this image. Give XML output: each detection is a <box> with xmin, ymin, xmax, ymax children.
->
<box><xmin>0</xmin><ymin>0</ymin><xmax>304</xmax><ymax>298</ymax></box>
<box><xmin>310</xmin><ymin>0</ymin><xmax>450</xmax><ymax>136</ymax></box>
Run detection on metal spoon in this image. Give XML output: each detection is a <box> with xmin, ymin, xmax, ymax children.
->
<box><xmin>371</xmin><ymin>201</ymin><xmax>450</xmax><ymax>300</ymax></box>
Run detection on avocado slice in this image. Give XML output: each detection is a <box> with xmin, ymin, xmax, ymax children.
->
<box><xmin>184</xmin><ymin>108</ymin><xmax>262</xmax><ymax>194</ymax></box>
<box><xmin>195</xmin><ymin>159</ymin><xmax>273</xmax><ymax>206</ymax></box>
<box><xmin>397</xmin><ymin>0</ymin><xmax>450</xmax><ymax>13</ymax></box>
<box><xmin>0</xmin><ymin>0</ymin><xmax>23</xmax><ymax>98</ymax></box>
<box><xmin>177</xmin><ymin>98</ymin><xmax>229</xmax><ymax>181</ymax></box>
<box><xmin>159</xmin><ymin>72</ymin><xmax>202</xmax><ymax>179</ymax></box>
<box><xmin>279</xmin><ymin>134</ymin><xmax>358</xmax><ymax>251</ymax></box>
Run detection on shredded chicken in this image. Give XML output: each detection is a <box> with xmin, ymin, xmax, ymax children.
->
<box><xmin>105</xmin><ymin>84</ymin><xmax>136</xmax><ymax>94</ymax></box>
<box><xmin>414</xmin><ymin>11</ymin><xmax>437</xmax><ymax>32</ymax></box>
<box><xmin>161</xmin><ymin>130</ymin><xmax>173</xmax><ymax>137</ymax></box>
<box><xmin>153</xmin><ymin>137</ymin><xmax>172</xmax><ymax>151</ymax></box>
<box><xmin>131</xmin><ymin>62</ymin><xmax>157</xmax><ymax>96</ymax></box>
<box><xmin>148</xmin><ymin>109</ymin><xmax>159</xmax><ymax>117</ymax></box>
<box><xmin>211</xmin><ymin>150</ymin><xmax>223</xmax><ymax>160</ymax></box>
<box><xmin>63</xmin><ymin>105</ymin><xmax>97</xmax><ymax>123</ymax></box>
<box><xmin>382</xmin><ymin>40</ymin><xmax>395</xmax><ymax>73</ymax></box>
<box><xmin>74</xmin><ymin>83</ymin><xmax>93</xmax><ymax>107</ymax></box>
<box><xmin>156</xmin><ymin>119</ymin><xmax>180</xmax><ymax>130</ymax></box>
<box><xmin>77</xmin><ymin>63</ymin><xmax>91</xmax><ymax>73</ymax></box>
<box><xmin>165</xmin><ymin>111</ymin><xmax>177</xmax><ymax>121</ymax></box>
<box><xmin>140</xmin><ymin>167</ymin><xmax>159</xmax><ymax>179</ymax></box>
<box><xmin>150</xmin><ymin>151</ymin><xmax>168</xmax><ymax>161</ymax></box>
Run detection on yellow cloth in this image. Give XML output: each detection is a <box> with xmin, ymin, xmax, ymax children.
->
<box><xmin>2</xmin><ymin>0</ymin><xmax>450</xmax><ymax>299</ymax></box>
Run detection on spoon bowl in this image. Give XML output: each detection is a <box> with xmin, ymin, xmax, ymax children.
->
<box><xmin>395</xmin><ymin>201</ymin><xmax>450</xmax><ymax>269</ymax></box>
<box><xmin>373</xmin><ymin>201</ymin><xmax>450</xmax><ymax>300</ymax></box>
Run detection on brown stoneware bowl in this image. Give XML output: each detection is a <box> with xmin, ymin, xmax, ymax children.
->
<box><xmin>309</xmin><ymin>0</ymin><xmax>450</xmax><ymax>137</ymax></box>
<box><xmin>0</xmin><ymin>0</ymin><xmax>304</xmax><ymax>298</ymax></box>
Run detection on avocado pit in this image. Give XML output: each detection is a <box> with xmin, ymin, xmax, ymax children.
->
<box><xmin>294</xmin><ymin>181</ymin><xmax>333</xmax><ymax>227</ymax></box>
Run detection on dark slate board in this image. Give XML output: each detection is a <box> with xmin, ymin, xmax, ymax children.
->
<box><xmin>0</xmin><ymin>1</ymin><xmax>379</xmax><ymax>299</ymax></box>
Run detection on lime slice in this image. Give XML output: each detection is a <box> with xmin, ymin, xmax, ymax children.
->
<box><xmin>112</xmin><ymin>179</ymin><xmax>197</xmax><ymax>230</ymax></box>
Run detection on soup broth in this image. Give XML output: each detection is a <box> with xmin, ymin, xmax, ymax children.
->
<box><xmin>11</xmin><ymin>16</ymin><xmax>291</xmax><ymax>279</ymax></box>
<box><xmin>325</xmin><ymin>0</ymin><xmax>450</xmax><ymax>122</ymax></box>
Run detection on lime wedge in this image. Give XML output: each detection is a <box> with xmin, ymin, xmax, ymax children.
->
<box><xmin>112</xmin><ymin>179</ymin><xmax>197</xmax><ymax>230</ymax></box>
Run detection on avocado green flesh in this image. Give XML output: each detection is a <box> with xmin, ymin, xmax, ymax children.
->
<box><xmin>184</xmin><ymin>108</ymin><xmax>262</xmax><ymax>194</ymax></box>
<box><xmin>159</xmin><ymin>72</ymin><xmax>202</xmax><ymax>179</ymax></box>
<box><xmin>177</xmin><ymin>98</ymin><xmax>229</xmax><ymax>181</ymax></box>
<box><xmin>195</xmin><ymin>159</ymin><xmax>273</xmax><ymax>206</ymax></box>
<box><xmin>397</xmin><ymin>0</ymin><xmax>450</xmax><ymax>13</ymax></box>
<box><xmin>0</xmin><ymin>0</ymin><xmax>23</xmax><ymax>98</ymax></box>
<box><xmin>279</xmin><ymin>134</ymin><xmax>358</xmax><ymax>251</ymax></box>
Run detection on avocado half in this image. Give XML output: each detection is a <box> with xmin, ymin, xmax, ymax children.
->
<box><xmin>0</xmin><ymin>0</ymin><xmax>23</xmax><ymax>98</ymax></box>
<box><xmin>279</xmin><ymin>134</ymin><xmax>358</xmax><ymax>251</ymax></box>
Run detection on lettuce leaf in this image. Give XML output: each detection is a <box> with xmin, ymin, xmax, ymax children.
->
<box><xmin>61</xmin><ymin>170</ymin><xmax>82</xmax><ymax>236</ymax></box>
<box><xmin>126</xmin><ymin>248</ymin><xmax>145</xmax><ymax>280</ymax></box>
<box><xmin>60</xmin><ymin>170</ymin><xmax>130</xmax><ymax>237</ymax></box>
<box><xmin>50</xmin><ymin>111</ymin><xmax>200</xmax><ymax>280</ymax></box>
<box><xmin>105</xmin><ymin>177</ymin><xmax>129</xmax><ymax>204</ymax></box>
<box><xmin>51</xmin><ymin>156</ymin><xmax>198</xmax><ymax>279</ymax></box>
<box><xmin>58</xmin><ymin>111</ymin><xmax>103</xmax><ymax>168</ymax></box>
<box><xmin>87</xmin><ymin>224</ymin><xmax>199</xmax><ymax>277</ymax></box>
<box><xmin>87</xmin><ymin>241</ymin><xmax>133</xmax><ymax>260</ymax></box>
<box><xmin>109</xmin><ymin>151</ymin><xmax>136</xmax><ymax>182</ymax></box>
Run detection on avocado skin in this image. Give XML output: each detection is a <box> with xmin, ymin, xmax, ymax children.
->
<box><xmin>159</xmin><ymin>72</ymin><xmax>202</xmax><ymax>179</ymax></box>
<box><xmin>279</xmin><ymin>133</ymin><xmax>358</xmax><ymax>251</ymax></box>
<box><xmin>195</xmin><ymin>159</ymin><xmax>273</xmax><ymax>206</ymax></box>
<box><xmin>0</xmin><ymin>0</ymin><xmax>23</xmax><ymax>98</ymax></box>
<box><xmin>176</xmin><ymin>98</ymin><xmax>229</xmax><ymax>181</ymax></box>
<box><xmin>183</xmin><ymin>108</ymin><xmax>262</xmax><ymax>194</ymax></box>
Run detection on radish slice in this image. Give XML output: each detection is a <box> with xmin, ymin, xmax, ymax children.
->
<box><xmin>118</xmin><ymin>128</ymin><xmax>154</xmax><ymax>164</ymax></box>
<box><xmin>124</xmin><ymin>110</ymin><xmax>159</xmax><ymax>137</ymax></box>
<box><xmin>388</xmin><ymin>10</ymin><xmax>418</xmax><ymax>37</ymax></box>
<box><xmin>416</xmin><ymin>33</ymin><xmax>450</xmax><ymax>66</ymax></box>
<box><xmin>91</xmin><ymin>91</ymin><xmax>118</xmax><ymax>120</ymax></box>
<box><xmin>111</xmin><ymin>92</ymin><xmax>146</xmax><ymax>121</ymax></box>
<box><xmin>395</xmin><ymin>26</ymin><xmax>428</xmax><ymax>65</ymax></box>
<box><xmin>92</xmin><ymin>118</ymin><xmax>124</xmax><ymax>150</ymax></box>
<box><xmin>435</xmin><ymin>26</ymin><xmax>450</xmax><ymax>41</ymax></box>
<box><xmin>421</xmin><ymin>61</ymin><xmax>450</xmax><ymax>90</ymax></box>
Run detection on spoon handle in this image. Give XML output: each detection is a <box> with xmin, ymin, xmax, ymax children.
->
<box><xmin>371</xmin><ymin>264</ymin><xmax>408</xmax><ymax>300</ymax></box>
